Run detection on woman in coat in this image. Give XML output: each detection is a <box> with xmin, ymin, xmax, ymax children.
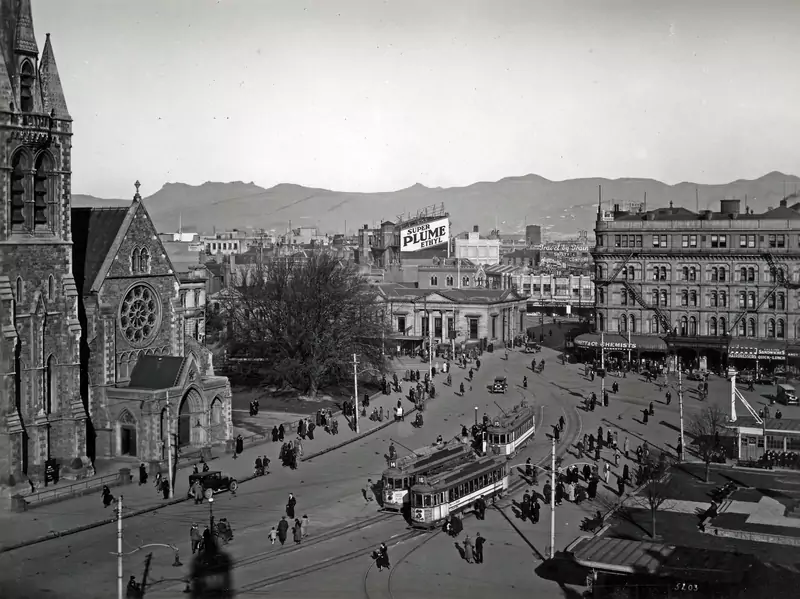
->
<box><xmin>293</xmin><ymin>519</ymin><xmax>302</xmax><ymax>544</ymax></box>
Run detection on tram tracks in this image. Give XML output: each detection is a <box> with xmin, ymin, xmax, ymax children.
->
<box><xmin>362</xmin><ymin>529</ymin><xmax>442</xmax><ymax>599</ymax></box>
<box><xmin>237</xmin><ymin>528</ymin><xmax>428</xmax><ymax>594</ymax></box>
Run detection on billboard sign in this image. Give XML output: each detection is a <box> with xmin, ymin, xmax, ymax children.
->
<box><xmin>400</xmin><ymin>217</ymin><xmax>450</xmax><ymax>252</ymax></box>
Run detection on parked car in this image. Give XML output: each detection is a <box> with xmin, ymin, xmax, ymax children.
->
<box><xmin>492</xmin><ymin>376</ymin><xmax>508</xmax><ymax>394</ymax></box>
<box><xmin>186</xmin><ymin>471</ymin><xmax>238</xmax><ymax>498</ymax></box>
<box><xmin>686</xmin><ymin>371</ymin><xmax>705</xmax><ymax>382</ymax></box>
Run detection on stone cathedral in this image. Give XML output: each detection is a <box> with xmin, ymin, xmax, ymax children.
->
<box><xmin>0</xmin><ymin>0</ymin><xmax>232</xmax><ymax>506</ymax></box>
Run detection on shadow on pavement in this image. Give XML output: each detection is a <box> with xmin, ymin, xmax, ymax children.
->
<box><xmin>534</xmin><ymin>551</ymin><xmax>589</xmax><ymax>587</ymax></box>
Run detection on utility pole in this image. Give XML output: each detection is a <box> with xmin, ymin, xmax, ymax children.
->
<box><xmin>549</xmin><ymin>436</ymin><xmax>556</xmax><ymax>559</ymax></box>
<box><xmin>678</xmin><ymin>357</ymin><xmax>685</xmax><ymax>462</ymax></box>
<box><xmin>166</xmin><ymin>391</ymin><xmax>174</xmax><ymax>499</ymax></box>
<box><xmin>353</xmin><ymin>354</ymin><xmax>360</xmax><ymax>434</ymax></box>
<box><xmin>117</xmin><ymin>495</ymin><xmax>123</xmax><ymax>599</ymax></box>
<box><xmin>600</xmin><ymin>330</ymin><xmax>606</xmax><ymax>401</ymax></box>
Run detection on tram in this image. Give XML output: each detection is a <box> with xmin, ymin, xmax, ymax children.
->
<box><xmin>410</xmin><ymin>456</ymin><xmax>508</xmax><ymax>529</ymax></box>
<box><xmin>382</xmin><ymin>440</ymin><xmax>474</xmax><ymax>511</ymax></box>
<box><xmin>486</xmin><ymin>402</ymin><xmax>535</xmax><ymax>459</ymax></box>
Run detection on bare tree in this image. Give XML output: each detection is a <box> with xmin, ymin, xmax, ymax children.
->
<box><xmin>628</xmin><ymin>453</ymin><xmax>675</xmax><ymax>539</ymax></box>
<box><xmin>688</xmin><ymin>405</ymin><xmax>728</xmax><ymax>483</ymax></box>
<box><xmin>221</xmin><ymin>253</ymin><xmax>390</xmax><ymax>397</ymax></box>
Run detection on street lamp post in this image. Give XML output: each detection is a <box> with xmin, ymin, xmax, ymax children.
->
<box><xmin>678</xmin><ymin>356</ymin><xmax>685</xmax><ymax>462</ymax></box>
<box><xmin>474</xmin><ymin>406</ymin><xmax>478</xmax><ymax>426</ymax></box>
<box><xmin>549</xmin><ymin>435</ymin><xmax>556</xmax><ymax>559</ymax></box>
<box><xmin>353</xmin><ymin>353</ymin><xmax>360</xmax><ymax>434</ymax></box>
<box><xmin>600</xmin><ymin>330</ymin><xmax>606</xmax><ymax>402</ymax></box>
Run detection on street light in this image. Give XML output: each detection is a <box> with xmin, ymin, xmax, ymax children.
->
<box><xmin>474</xmin><ymin>406</ymin><xmax>478</xmax><ymax>426</ymax></box>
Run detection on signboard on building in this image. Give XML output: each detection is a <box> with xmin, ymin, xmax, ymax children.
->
<box><xmin>400</xmin><ymin>217</ymin><xmax>450</xmax><ymax>252</ymax></box>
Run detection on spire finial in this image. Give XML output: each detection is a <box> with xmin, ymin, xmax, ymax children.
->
<box><xmin>134</xmin><ymin>180</ymin><xmax>141</xmax><ymax>201</ymax></box>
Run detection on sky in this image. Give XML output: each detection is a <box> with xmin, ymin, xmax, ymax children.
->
<box><xmin>30</xmin><ymin>0</ymin><xmax>800</xmax><ymax>199</ymax></box>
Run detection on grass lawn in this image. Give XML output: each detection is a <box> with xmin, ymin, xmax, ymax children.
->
<box><xmin>230</xmin><ymin>380</ymin><xmax>382</xmax><ymax>416</ymax></box>
<box><xmin>711</xmin><ymin>512</ymin><xmax>800</xmax><ymax>538</ymax></box>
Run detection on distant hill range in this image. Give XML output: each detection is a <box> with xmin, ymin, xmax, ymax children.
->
<box><xmin>72</xmin><ymin>171</ymin><xmax>800</xmax><ymax>238</ymax></box>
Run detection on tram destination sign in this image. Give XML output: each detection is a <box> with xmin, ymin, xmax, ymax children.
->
<box><xmin>400</xmin><ymin>217</ymin><xmax>450</xmax><ymax>252</ymax></box>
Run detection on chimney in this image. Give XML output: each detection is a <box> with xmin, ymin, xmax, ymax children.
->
<box><xmin>363</xmin><ymin>224</ymin><xmax>369</xmax><ymax>230</ymax></box>
<box><xmin>781</xmin><ymin>198</ymin><xmax>788</xmax><ymax>208</ymax></box>
<box><xmin>473</xmin><ymin>225</ymin><xmax>479</xmax><ymax>233</ymax></box>
<box><xmin>719</xmin><ymin>199</ymin><xmax>741</xmax><ymax>217</ymax></box>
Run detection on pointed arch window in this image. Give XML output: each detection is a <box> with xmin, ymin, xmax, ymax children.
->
<box><xmin>33</xmin><ymin>153</ymin><xmax>51</xmax><ymax>227</ymax></box>
<box><xmin>461</xmin><ymin>276</ymin><xmax>470</xmax><ymax>287</ymax></box>
<box><xmin>20</xmin><ymin>61</ymin><xmax>34</xmax><ymax>113</ymax></box>
<box><xmin>131</xmin><ymin>248</ymin><xmax>141</xmax><ymax>273</ymax></box>
<box><xmin>48</xmin><ymin>275</ymin><xmax>54</xmax><ymax>299</ymax></box>
<box><xmin>445</xmin><ymin>276</ymin><xmax>453</xmax><ymax>286</ymax></box>
<box><xmin>709</xmin><ymin>317</ymin><xmax>718</xmax><ymax>336</ymax></box>
<box><xmin>15</xmin><ymin>277</ymin><xmax>23</xmax><ymax>303</ymax></box>
<box><xmin>46</xmin><ymin>355</ymin><xmax>56</xmax><ymax>414</ymax></box>
<box><xmin>10</xmin><ymin>152</ymin><xmax>27</xmax><ymax>228</ymax></box>
<box><xmin>139</xmin><ymin>248</ymin><xmax>150</xmax><ymax>272</ymax></box>
<box><xmin>430</xmin><ymin>276</ymin><xmax>438</xmax><ymax>286</ymax></box>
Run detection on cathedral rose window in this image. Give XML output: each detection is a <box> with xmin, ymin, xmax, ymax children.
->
<box><xmin>119</xmin><ymin>284</ymin><xmax>161</xmax><ymax>347</ymax></box>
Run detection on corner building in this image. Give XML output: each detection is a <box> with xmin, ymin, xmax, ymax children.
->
<box><xmin>0</xmin><ymin>1</ymin><xmax>231</xmax><ymax>502</ymax></box>
<box><xmin>592</xmin><ymin>197</ymin><xmax>800</xmax><ymax>371</ymax></box>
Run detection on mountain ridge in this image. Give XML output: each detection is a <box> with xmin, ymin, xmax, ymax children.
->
<box><xmin>72</xmin><ymin>171</ymin><xmax>800</xmax><ymax>236</ymax></box>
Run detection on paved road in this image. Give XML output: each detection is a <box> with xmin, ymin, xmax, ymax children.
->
<box><xmin>0</xmin><ymin>347</ymin><xmax>571</xmax><ymax>598</ymax></box>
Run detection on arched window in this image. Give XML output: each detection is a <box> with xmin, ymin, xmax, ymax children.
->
<box><xmin>682</xmin><ymin>266</ymin><xmax>689</xmax><ymax>281</ymax></box>
<box><xmin>681</xmin><ymin>290</ymin><xmax>688</xmax><ymax>307</ymax></box>
<box><xmin>46</xmin><ymin>355</ymin><xmax>56</xmax><ymax>414</ymax></box>
<box><xmin>659</xmin><ymin>266</ymin><xmax>667</xmax><ymax>281</ymax></box>
<box><xmin>660</xmin><ymin>290</ymin><xmax>668</xmax><ymax>306</ymax></box>
<box><xmin>738</xmin><ymin>319</ymin><xmax>746</xmax><ymax>337</ymax></box>
<box><xmin>739</xmin><ymin>290</ymin><xmax>746</xmax><ymax>308</ymax></box>
<box><xmin>629</xmin><ymin>315</ymin><xmax>636</xmax><ymax>333</ymax></box>
<box><xmin>620</xmin><ymin>315</ymin><xmax>628</xmax><ymax>332</ymax></box>
<box><xmin>689</xmin><ymin>267</ymin><xmax>697</xmax><ymax>281</ymax></box>
<box><xmin>689</xmin><ymin>316</ymin><xmax>697</xmax><ymax>336</ymax></box>
<box><xmin>627</xmin><ymin>266</ymin><xmax>635</xmax><ymax>280</ymax></box>
<box><xmin>768</xmin><ymin>293</ymin><xmax>776</xmax><ymax>310</ymax></box>
<box><xmin>740</xmin><ymin>267</ymin><xmax>747</xmax><ymax>282</ymax></box>
<box><xmin>48</xmin><ymin>275</ymin><xmax>55</xmax><ymax>300</ymax></box>
<box><xmin>139</xmin><ymin>248</ymin><xmax>150</xmax><ymax>272</ymax></box>
<box><xmin>710</xmin><ymin>291</ymin><xmax>718</xmax><ymax>308</ymax></box>
<box><xmin>767</xmin><ymin>319</ymin><xmax>776</xmax><ymax>338</ymax></box>
<box><xmin>719</xmin><ymin>267</ymin><xmax>727</xmax><ymax>282</ymax></box>
<box><xmin>20</xmin><ymin>61</ymin><xmax>34</xmax><ymax>113</ymax></box>
<box><xmin>778</xmin><ymin>319</ymin><xmax>786</xmax><ymax>339</ymax></box>
<box><xmin>719</xmin><ymin>317</ymin><xmax>726</xmax><ymax>334</ymax></box>
<box><xmin>651</xmin><ymin>289</ymin><xmax>659</xmax><ymax>306</ymax></box>
<box><xmin>748</xmin><ymin>318</ymin><xmax>756</xmax><ymax>337</ymax></box>
<box><xmin>748</xmin><ymin>292</ymin><xmax>756</xmax><ymax>309</ymax></box>
<box><xmin>690</xmin><ymin>290</ymin><xmax>697</xmax><ymax>307</ymax></box>
<box><xmin>445</xmin><ymin>276</ymin><xmax>453</xmax><ymax>286</ymax></box>
<box><xmin>652</xmin><ymin>316</ymin><xmax>660</xmax><ymax>334</ymax></box>
<box><xmin>748</xmin><ymin>267</ymin><xmax>755</xmax><ymax>282</ymax></box>
<box><xmin>680</xmin><ymin>316</ymin><xmax>688</xmax><ymax>336</ymax></box>
<box><xmin>709</xmin><ymin>317</ymin><xmax>718</xmax><ymax>336</ymax></box>
<box><xmin>10</xmin><ymin>152</ymin><xmax>27</xmax><ymax>228</ymax></box>
<box><xmin>598</xmin><ymin>313</ymin><xmax>605</xmax><ymax>332</ymax></box>
<box><xmin>430</xmin><ymin>276</ymin><xmax>438</xmax><ymax>286</ymax></box>
<box><xmin>778</xmin><ymin>293</ymin><xmax>786</xmax><ymax>311</ymax></box>
<box><xmin>131</xmin><ymin>248</ymin><xmax>140</xmax><ymax>273</ymax></box>
<box><xmin>33</xmin><ymin>153</ymin><xmax>51</xmax><ymax>226</ymax></box>
<box><xmin>461</xmin><ymin>276</ymin><xmax>470</xmax><ymax>287</ymax></box>
<box><xmin>711</xmin><ymin>267</ymin><xmax>718</xmax><ymax>281</ymax></box>
<box><xmin>720</xmin><ymin>291</ymin><xmax>727</xmax><ymax>308</ymax></box>
<box><xmin>15</xmin><ymin>277</ymin><xmax>22</xmax><ymax>303</ymax></box>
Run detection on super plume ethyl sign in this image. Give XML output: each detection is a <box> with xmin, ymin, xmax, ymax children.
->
<box><xmin>400</xmin><ymin>217</ymin><xmax>450</xmax><ymax>252</ymax></box>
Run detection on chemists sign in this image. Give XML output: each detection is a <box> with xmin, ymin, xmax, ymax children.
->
<box><xmin>400</xmin><ymin>217</ymin><xmax>450</xmax><ymax>252</ymax></box>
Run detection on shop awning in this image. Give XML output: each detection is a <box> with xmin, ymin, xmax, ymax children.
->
<box><xmin>573</xmin><ymin>333</ymin><xmax>667</xmax><ymax>352</ymax></box>
<box><xmin>728</xmin><ymin>339</ymin><xmax>786</xmax><ymax>359</ymax></box>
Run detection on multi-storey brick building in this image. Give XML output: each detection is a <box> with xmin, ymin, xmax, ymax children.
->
<box><xmin>591</xmin><ymin>196</ymin><xmax>800</xmax><ymax>370</ymax></box>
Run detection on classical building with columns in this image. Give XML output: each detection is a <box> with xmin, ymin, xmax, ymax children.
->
<box><xmin>375</xmin><ymin>283</ymin><xmax>527</xmax><ymax>352</ymax></box>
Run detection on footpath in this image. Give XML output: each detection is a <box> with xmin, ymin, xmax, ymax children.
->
<box><xmin>0</xmin><ymin>359</ymin><xmax>423</xmax><ymax>553</ymax></box>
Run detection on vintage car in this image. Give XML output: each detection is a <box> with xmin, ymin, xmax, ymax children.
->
<box><xmin>186</xmin><ymin>471</ymin><xmax>239</xmax><ymax>498</ymax></box>
<box><xmin>685</xmin><ymin>370</ymin><xmax>705</xmax><ymax>382</ymax></box>
<box><xmin>492</xmin><ymin>376</ymin><xmax>508</xmax><ymax>394</ymax></box>
<box><xmin>524</xmin><ymin>341</ymin><xmax>541</xmax><ymax>354</ymax></box>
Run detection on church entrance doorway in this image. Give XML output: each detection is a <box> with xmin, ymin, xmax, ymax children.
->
<box><xmin>178</xmin><ymin>388</ymin><xmax>204</xmax><ymax>447</ymax></box>
<box><xmin>121</xmin><ymin>427</ymin><xmax>137</xmax><ymax>456</ymax></box>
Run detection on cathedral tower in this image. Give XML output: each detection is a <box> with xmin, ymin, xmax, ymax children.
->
<box><xmin>0</xmin><ymin>0</ymin><xmax>86</xmax><ymax>495</ymax></box>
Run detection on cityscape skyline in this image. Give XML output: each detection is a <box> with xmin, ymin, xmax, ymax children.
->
<box><xmin>32</xmin><ymin>0</ymin><xmax>800</xmax><ymax>199</ymax></box>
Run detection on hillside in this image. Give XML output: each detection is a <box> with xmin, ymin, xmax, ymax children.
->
<box><xmin>72</xmin><ymin>172</ymin><xmax>800</xmax><ymax>237</ymax></box>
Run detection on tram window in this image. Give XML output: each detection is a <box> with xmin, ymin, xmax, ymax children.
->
<box><xmin>413</xmin><ymin>493</ymin><xmax>422</xmax><ymax>506</ymax></box>
<box><xmin>510</xmin><ymin>431</ymin><xmax>516</xmax><ymax>441</ymax></box>
<box><xmin>469</xmin><ymin>480</ymin><xmax>474</xmax><ymax>493</ymax></box>
<box><xmin>403</xmin><ymin>477</ymin><xmax>409</xmax><ymax>488</ymax></box>
<box><xmin>453</xmin><ymin>486</ymin><xmax>460</xmax><ymax>499</ymax></box>
<box><xmin>424</xmin><ymin>495</ymin><xmax>432</xmax><ymax>507</ymax></box>
<box><xmin>396</xmin><ymin>479</ymin><xmax>404</xmax><ymax>490</ymax></box>
<box><xmin>448</xmin><ymin>489</ymin><xmax>454</xmax><ymax>502</ymax></box>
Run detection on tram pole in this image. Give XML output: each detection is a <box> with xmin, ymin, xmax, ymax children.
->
<box><xmin>678</xmin><ymin>357</ymin><xmax>685</xmax><ymax>462</ymax></box>
<box><xmin>549</xmin><ymin>435</ymin><xmax>556</xmax><ymax>559</ymax></box>
<box><xmin>599</xmin><ymin>331</ymin><xmax>605</xmax><ymax>404</ymax></box>
<box><xmin>353</xmin><ymin>354</ymin><xmax>360</xmax><ymax>434</ymax></box>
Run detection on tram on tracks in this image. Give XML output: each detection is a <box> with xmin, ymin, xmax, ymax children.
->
<box><xmin>382</xmin><ymin>441</ymin><xmax>474</xmax><ymax>512</ymax></box>
<box><xmin>486</xmin><ymin>401</ymin><xmax>535</xmax><ymax>459</ymax></box>
<box><xmin>410</xmin><ymin>456</ymin><xmax>508</xmax><ymax>529</ymax></box>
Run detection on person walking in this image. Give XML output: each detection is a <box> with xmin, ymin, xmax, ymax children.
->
<box><xmin>624</xmin><ymin>436</ymin><xmax>630</xmax><ymax>459</ymax></box>
<box><xmin>474</xmin><ymin>533</ymin><xmax>485</xmax><ymax>564</ymax></box>
<box><xmin>301</xmin><ymin>514</ymin><xmax>309</xmax><ymax>538</ymax></box>
<box><xmin>277</xmin><ymin>516</ymin><xmax>289</xmax><ymax>546</ymax></box>
<box><xmin>138</xmin><ymin>463</ymin><xmax>148</xmax><ymax>486</ymax></box>
<box><xmin>293</xmin><ymin>519</ymin><xmax>302</xmax><ymax>544</ymax></box>
<box><xmin>190</xmin><ymin>523</ymin><xmax>202</xmax><ymax>554</ymax></box>
<box><xmin>286</xmin><ymin>493</ymin><xmax>297</xmax><ymax>518</ymax></box>
<box><xmin>603</xmin><ymin>462</ymin><xmax>611</xmax><ymax>485</ymax></box>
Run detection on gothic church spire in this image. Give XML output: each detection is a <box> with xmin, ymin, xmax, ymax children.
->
<box><xmin>14</xmin><ymin>0</ymin><xmax>37</xmax><ymax>56</ymax></box>
<box><xmin>40</xmin><ymin>32</ymin><xmax>69</xmax><ymax>118</ymax></box>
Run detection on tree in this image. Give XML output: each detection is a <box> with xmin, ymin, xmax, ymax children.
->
<box><xmin>221</xmin><ymin>252</ymin><xmax>390</xmax><ymax>397</ymax></box>
<box><xmin>629</xmin><ymin>452</ymin><xmax>675</xmax><ymax>539</ymax></box>
<box><xmin>688</xmin><ymin>405</ymin><xmax>728</xmax><ymax>483</ymax></box>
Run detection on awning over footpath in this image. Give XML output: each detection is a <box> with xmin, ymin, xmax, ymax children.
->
<box><xmin>728</xmin><ymin>339</ymin><xmax>786</xmax><ymax>360</ymax></box>
<box><xmin>573</xmin><ymin>333</ymin><xmax>667</xmax><ymax>352</ymax></box>
<box><xmin>568</xmin><ymin>536</ymin><xmax>752</xmax><ymax>585</ymax></box>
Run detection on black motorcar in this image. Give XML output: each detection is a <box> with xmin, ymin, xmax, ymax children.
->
<box><xmin>492</xmin><ymin>376</ymin><xmax>508</xmax><ymax>394</ymax></box>
<box><xmin>186</xmin><ymin>471</ymin><xmax>238</xmax><ymax>498</ymax></box>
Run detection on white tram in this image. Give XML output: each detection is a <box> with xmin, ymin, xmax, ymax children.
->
<box><xmin>486</xmin><ymin>402</ymin><xmax>535</xmax><ymax>459</ymax></box>
<box><xmin>381</xmin><ymin>441</ymin><xmax>473</xmax><ymax>512</ymax></box>
<box><xmin>410</xmin><ymin>456</ymin><xmax>508</xmax><ymax>529</ymax></box>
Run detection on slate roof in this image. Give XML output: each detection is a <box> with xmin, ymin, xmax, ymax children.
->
<box><xmin>614</xmin><ymin>203</ymin><xmax>800</xmax><ymax>223</ymax></box>
<box><xmin>162</xmin><ymin>241</ymin><xmax>203</xmax><ymax>275</ymax></box>
<box><xmin>70</xmin><ymin>207</ymin><xmax>129</xmax><ymax>294</ymax></box>
<box><xmin>377</xmin><ymin>284</ymin><xmax>521</xmax><ymax>304</ymax></box>
<box><xmin>128</xmin><ymin>355</ymin><xmax>187</xmax><ymax>390</ymax></box>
